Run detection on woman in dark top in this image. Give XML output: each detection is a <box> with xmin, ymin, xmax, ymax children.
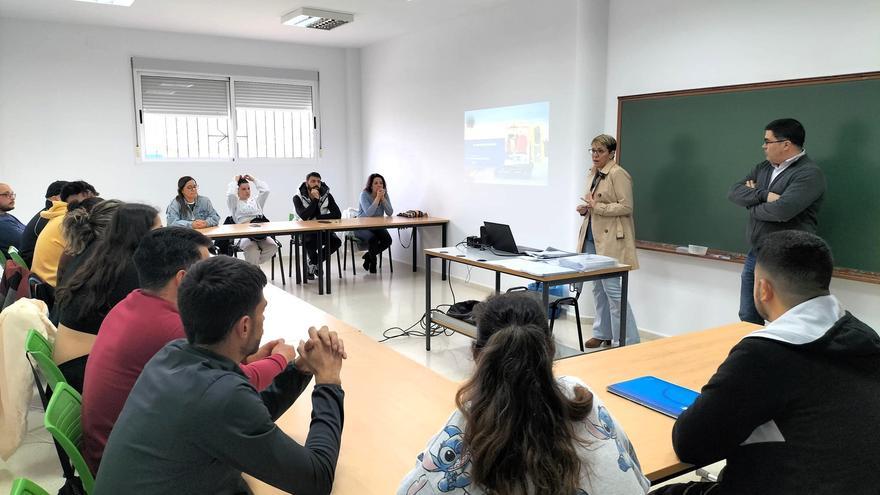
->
<box><xmin>56</xmin><ymin>198</ymin><xmax>120</xmax><ymax>287</ymax></box>
<box><xmin>53</xmin><ymin>203</ymin><xmax>161</xmax><ymax>392</ymax></box>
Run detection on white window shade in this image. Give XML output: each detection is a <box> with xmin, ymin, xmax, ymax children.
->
<box><xmin>234</xmin><ymin>81</ymin><xmax>313</xmax><ymax>111</ymax></box>
<box><xmin>141</xmin><ymin>75</ymin><xmax>229</xmax><ymax>116</ymax></box>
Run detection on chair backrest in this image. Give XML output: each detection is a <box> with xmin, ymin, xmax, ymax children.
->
<box><xmin>0</xmin><ymin>249</ymin><xmax>8</xmax><ymax>266</ymax></box>
<box><xmin>10</xmin><ymin>478</ymin><xmax>51</xmax><ymax>495</ymax></box>
<box><xmin>25</xmin><ymin>329</ymin><xmax>67</xmax><ymax>391</ymax></box>
<box><xmin>341</xmin><ymin>207</ymin><xmax>358</xmax><ymax>220</ymax></box>
<box><xmin>8</xmin><ymin>246</ymin><xmax>29</xmax><ymax>270</ymax></box>
<box><xmin>44</xmin><ymin>382</ymin><xmax>95</xmax><ymax>494</ymax></box>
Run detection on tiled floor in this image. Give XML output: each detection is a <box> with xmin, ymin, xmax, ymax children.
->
<box><xmin>1</xmin><ymin>258</ymin><xmax>710</xmax><ymax>493</ymax></box>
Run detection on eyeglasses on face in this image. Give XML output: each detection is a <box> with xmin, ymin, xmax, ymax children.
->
<box><xmin>184</xmin><ymin>184</ymin><xmax>198</xmax><ymax>191</ymax></box>
<box><xmin>763</xmin><ymin>139</ymin><xmax>788</xmax><ymax>145</ymax></box>
<box><xmin>588</xmin><ymin>148</ymin><xmax>609</xmax><ymax>155</ymax></box>
<box><xmin>0</xmin><ymin>192</ymin><xmax>16</xmax><ymax>198</ymax></box>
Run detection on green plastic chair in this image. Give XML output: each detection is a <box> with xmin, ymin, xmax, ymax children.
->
<box><xmin>25</xmin><ymin>329</ymin><xmax>67</xmax><ymax>397</ymax></box>
<box><xmin>8</xmin><ymin>246</ymin><xmax>28</xmax><ymax>270</ymax></box>
<box><xmin>9</xmin><ymin>478</ymin><xmax>51</xmax><ymax>495</ymax></box>
<box><xmin>0</xmin><ymin>249</ymin><xmax>8</xmax><ymax>266</ymax></box>
<box><xmin>44</xmin><ymin>382</ymin><xmax>94</xmax><ymax>494</ymax></box>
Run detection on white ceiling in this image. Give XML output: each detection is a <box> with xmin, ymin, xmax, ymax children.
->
<box><xmin>0</xmin><ymin>0</ymin><xmax>511</xmax><ymax>48</ymax></box>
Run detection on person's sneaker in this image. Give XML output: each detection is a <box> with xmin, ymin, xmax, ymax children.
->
<box><xmin>307</xmin><ymin>263</ymin><xmax>318</xmax><ymax>280</ymax></box>
<box><xmin>584</xmin><ymin>338</ymin><xmax>611</xmax><ymax>348</ymax></box>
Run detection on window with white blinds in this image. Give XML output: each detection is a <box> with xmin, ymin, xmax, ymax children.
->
<box><xmin>133</xmin><ymin>61</ymin><xmax>318</xmax><ymax>161</ymax></box>
<box><xmin>233</xmin><ymin>80</ymin><xmax>315</xmax><ymax>159</ymax></box>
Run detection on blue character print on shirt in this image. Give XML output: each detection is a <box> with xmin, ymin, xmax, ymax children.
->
<box><xmin>584</xmin><ymin>405</ymin><xmax>634</xmax><ymax>472</ymax></box>
<box><xmin>408</xmin><ymin>425</ymin><xmax>472</xmax><ymax>493</ymax></box>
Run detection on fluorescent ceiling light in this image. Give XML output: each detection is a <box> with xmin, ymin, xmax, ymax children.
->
<box><xmin>73</xmin><ymin>0</ymin><xmax>135</xmax><ymax>6</ymax></box>
<box><xmin>281</xmin><ymin>7</ymin><xmax>354</xmax><ymax>30</ymax></box>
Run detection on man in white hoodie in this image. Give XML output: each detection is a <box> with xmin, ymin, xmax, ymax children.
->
<box><xmin>652</xmin><ymin>230</ymin><xmax>880</xmax><ymax>495</ymax></box>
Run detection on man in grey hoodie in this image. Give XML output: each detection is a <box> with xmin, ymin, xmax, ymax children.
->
<box><xmin>651</xmin><ymin>230</ymin><xmax>880</xmax><ymax>495</ymax></box>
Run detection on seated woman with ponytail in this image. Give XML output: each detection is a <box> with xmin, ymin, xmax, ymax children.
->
<box><xmin>398</xmin><ymin>292</ymin><xmax>650</xmax><ymax>495</ymax></box>
<box><xmin>57</xmin><ymin>198</ymin><xmax>122</xmax><ymax>287</ymax></box>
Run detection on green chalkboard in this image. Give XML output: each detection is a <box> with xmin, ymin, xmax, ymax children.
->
<box><xmin>617</xmin><ymin>72</ymin><xmax>880</xmax><ymax>279</ymax></box>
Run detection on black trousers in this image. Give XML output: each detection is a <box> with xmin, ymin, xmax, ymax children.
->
<box><xmin>303</xmin><ymin>233</ymin><xmax>342</xmax><ymax>265</ymax></box>
<box><xmin>364</xmin><ymin>229</ymin><xmax>392</xmax><ymax>257</ymax></box>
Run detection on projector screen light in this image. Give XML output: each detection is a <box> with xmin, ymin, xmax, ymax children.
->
<box><xmin>281</xmin><ymin>7</ymin><xmax>354</xmax><ymax>30</ymax></box>
<box><xmin>73</xmin><ymin>0</ymin><xmax>135</xmax><ymax>6</ymax></box>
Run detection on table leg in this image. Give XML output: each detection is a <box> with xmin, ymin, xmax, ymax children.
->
<box><xmin>317</xmin><ymin>233</ymin><xmax>324</xmax><ymax>295</ymax></box>
<box><xmin>294</xmin><ymin>235</ymin><xmax>301</xmax><ymax>284</ymax></box>
<box><xmin>325</xmin><ymin>231</ymin><xmax>332</xmax><ymax>294</ymax></box>
<box><xmin>495</xmin><ymin>272</ymin><xmax>501</xmax><ymax>294</ymax></box>
<box><xmin>425</xmin><ymin>254</ymin><xmax>433</xmax><ymax>351</ymax></box>
<box><xmin>619</xmin><ymin>271</ymin><xmax>629</xmax><ymax>347</ymax></box>
<box><xmin>412</xmin><ymin>227</ymin><xmax>418</xmax><ymax>272</ymax></box>
<box><xmin>542</xmin><ymin>283</ymin><xmax>550</xmax><ymax>314</ymax></box>
<box><xmin>441</xmin><ymin>224</ymin><xmax>447</xmax><ymax>281</ymax></box>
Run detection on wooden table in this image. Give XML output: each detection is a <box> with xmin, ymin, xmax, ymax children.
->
<box><xmin>424</xmin><ymin>246</ymin><xmax>632</xmax><ymax>351</ymax></box>
<box><xmin>199</xmin><ymin>216</ymin><xmax>449</xmax><ymax>295</ymax></box>
<box><xmin>555</xmin><ymin>321</ymin><xmax>758</xmax><ymax>482</ymax></box>
<box><xmin>248</xmin><ymin>285</ymin><xmax>460</xmax><ymax>494</ymax></box>
<box><xmin>250</xmin><ymin>288</ymin><xmax>757</xmax><ymax>492</ymax></box>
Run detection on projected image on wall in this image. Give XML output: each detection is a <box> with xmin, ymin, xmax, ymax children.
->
<box><xmin>464</xmin><ymin>101</ymin><xmax>549</xmax><ymax>185</ymax></box>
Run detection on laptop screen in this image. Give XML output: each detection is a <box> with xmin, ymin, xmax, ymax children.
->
<box><xmin>483</xmin><ymin>221</ymin><xmax>519</xmax><ymax>254</ymax></box>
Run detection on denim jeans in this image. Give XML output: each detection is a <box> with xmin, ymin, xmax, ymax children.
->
<box><xmin>585</xmin><ymin>239</ymin><xmax>640</xmax><ymax>344</ymax></box>
<box><xmin>739</xmin><ymin>250</ymin><xmax>765</xmax><ymax>325</ymax></box>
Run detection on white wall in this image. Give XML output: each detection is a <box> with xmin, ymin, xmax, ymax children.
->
<box><xmin>605</xmin><ymin>0</ymin><xmax>880</xmax><ymax>333</ymax></box>
<box><xmin>0</xmin><ymin>18</ymin><xmax>360</xmax><ymax>225</ymax></box>
<box><xmin>361</xmin><ymin>0</ymin><xmax>880</xmax><ymax>335</ymax></box>
<box><xmin>361</xmin><ymin>0</ymin><xmax>609</xmax><ymax>287</ymax></box>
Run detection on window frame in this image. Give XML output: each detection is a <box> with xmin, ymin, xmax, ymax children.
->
<box><xmin>133</xmin><ymin>67</ymin><xmax>320</xmax><ymax>164</ymax></box>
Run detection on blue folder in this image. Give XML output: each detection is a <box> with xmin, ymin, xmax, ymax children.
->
<box><xmin>607</xmin><ymin>376</ymin><xmax>699</xmax><ymax>419</ymax></box>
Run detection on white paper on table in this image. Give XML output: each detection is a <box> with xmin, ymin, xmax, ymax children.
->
<box><xmin>486</xmin><ymin>258</ymin><xmax>578</xmax><ymax>276</ymax></box>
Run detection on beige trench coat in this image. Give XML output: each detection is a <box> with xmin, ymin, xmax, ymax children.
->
<box><xmin>576</xmin><ymin>161</ymin><xmax>639</xmax><ymax>269</ymax></box>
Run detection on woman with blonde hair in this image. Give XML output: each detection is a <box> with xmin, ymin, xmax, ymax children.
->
<box><xmin>576</xmin><ymin>134</ymin><xmax>640</xmax><ymax>347</ymax></box>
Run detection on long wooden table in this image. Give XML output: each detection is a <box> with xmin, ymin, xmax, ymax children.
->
<box><xmin>555</xmin><ymin>321</ymin><xmax>758</xmax><ymax>482</ymax></box>
<box><xmin>424</xmin><ymin>246</ymin><xmax>632</xmax><ymax>350</ymax></box>
<box><xmin>248</xmin><ymin>285</ymin><xmax>459</xmax><ymax>494</ymax></box>
<box><xmin>249</xmin><ymin>285</ymin><xmax>756</xmax><ymax>492</ymax></box>
<box><xmin>199</xmin><ymin>216</ymin><xmax>449</xmax><ymax>295</ymax></box>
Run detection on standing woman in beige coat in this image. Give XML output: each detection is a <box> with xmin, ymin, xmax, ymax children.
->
<box><xmin>576</xmin><ymin>134</ymin><xmax>640</xmax><ymax>347</ymax></box>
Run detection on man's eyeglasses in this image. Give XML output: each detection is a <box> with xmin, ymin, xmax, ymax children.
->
<box><xmin>0</xmin><ymin>192</ymin><xmax>16</xmax><ymax>198</ymax></box>
<box><xmin>763</xmin><ymin>139</ymin><xmax>788</xmax><ymax>145</ymax></box>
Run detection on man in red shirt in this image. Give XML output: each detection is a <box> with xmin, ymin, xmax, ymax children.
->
<box><xmin>81</xmin><ymin>227</ymin><xmax>294</xmax><ymax>475</ymax></box>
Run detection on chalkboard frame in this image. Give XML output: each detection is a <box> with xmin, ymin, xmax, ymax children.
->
<box><xmin>616</xmin><ymin>71</ymin><xmax>880</xmax><ymax>285</ymax></box>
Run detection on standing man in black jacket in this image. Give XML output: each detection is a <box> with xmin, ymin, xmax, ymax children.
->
<box><xmin>294</xmin><ymin>171</ymin><xmax>342</xmax><ymax>279</ymax></box>
<box><xmin>651</xmin><ymin>231</ymin><xmax>880</xmax><ymax>495</ymax></box>
<box><xmin>728</xmin><ymin>118</ymin><xmax>825</xmax><ymax>325</ymax></box>
<box><xmin>95</xmin><ymin>256</ymin><xmax>347</xmax><ymax>495</ymax></box>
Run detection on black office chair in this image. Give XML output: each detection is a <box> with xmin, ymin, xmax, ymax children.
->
<box><xmin>506</xmin><ymin>285</ymin><xmax>584</xmax><ymax>352</ymax></box>
<box><xmin>342</xmin><ymin>235</ymin><xmax>393</xmax><ymax>275</ymax></box>
<box><xmin>288</xmin><ymin>233</ymin><xmax>342</xmax><ymax>283</ymax></box>
<box><xmin>221</xmin><ymin>216</ymin><xmax>285</xmax><ymax>286</ymax></box>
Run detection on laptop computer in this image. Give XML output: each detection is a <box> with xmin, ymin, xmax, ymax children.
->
<box><xmin>606</xmin><ymin>376</ymin><xmax>700</xmax><ymax>419</ymax></box>
<box><xmin>482</xmin><ymin>221</ymin><xmax>538</xmax><ymax>255</ymax></box>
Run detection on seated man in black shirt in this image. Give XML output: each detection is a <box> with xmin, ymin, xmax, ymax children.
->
<box><xmin>652</xmin><ymin>231</ymin><xmax>880</xmax><ymax>495</ymax></box>
<box><xmin>19</xmin><ymin>180</ymin><xmax>67</xmax><ymax>266</ymax></box>
<box><xmin>293</xmin><ymin>171</ymin><xmax>342</xmax><ymax>278</ymax></box>
<box><xmin>95</xmin><ymin>256</ymin><xmax>347</xmax><ymax>495</ymax></box>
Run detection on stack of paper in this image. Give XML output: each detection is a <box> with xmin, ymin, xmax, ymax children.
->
<box><xmin>549</xmin><ymin>254</ymin><xmax>617</xmax><ymax>272</ymax></box>
<box><xmin>524</xmin><ymin>247</ymin><xmax>577</xmax><ymax>259</ymax></box>
<box><xmin>486</xmin><ymin>258</ymin><xmax>577</xmax><ymax>276</ymax></box>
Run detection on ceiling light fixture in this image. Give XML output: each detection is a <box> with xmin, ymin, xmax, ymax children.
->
<box><xmin>72</xmin><ymin>0</ymin><xmax>135</xmax><ymax>6</ymax></box>
<box><xmin>281</xmin><ymin>7</ymin><xmax>354</xmax><ymax>30</ymax></box>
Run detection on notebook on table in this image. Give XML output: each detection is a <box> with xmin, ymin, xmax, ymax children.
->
<box><xmin>607</xmin><ymin>376</ymin><xmax>699</xmax><ymax>419</ymax></box>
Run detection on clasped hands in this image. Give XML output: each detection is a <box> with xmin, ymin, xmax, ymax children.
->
<box><xmin>246</xmin><ymin>326</ymin><xmax>347</xmax><ymax>385</ymax></box>
<box><xmin>745</xmin><ymin>180</ymin><xmax>780</xmax><ymax>202</ymax></box>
